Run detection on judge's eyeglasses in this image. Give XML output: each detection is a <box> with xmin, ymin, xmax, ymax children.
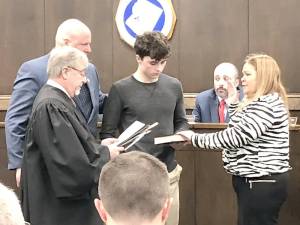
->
<box><xmin>67</xmin><ymin>66</ymin><xmax>86</xmax><ymax>77</ymax></box>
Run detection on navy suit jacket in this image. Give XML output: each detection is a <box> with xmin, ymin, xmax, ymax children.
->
<box><xmin>5</xmin><ymin>54</ymin><xmax>106</xmax><ymax>169</ymax></box>
<box><xmin>192</xmin><ymin>89</ymin><xmax>223</xmax><ymax>123</ymax></box>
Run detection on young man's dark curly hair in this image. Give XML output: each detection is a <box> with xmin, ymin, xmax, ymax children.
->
<box><xmin>134</xmin><ymin>31</ymin><xmax>171</xmax><ymax>61</ymax></box>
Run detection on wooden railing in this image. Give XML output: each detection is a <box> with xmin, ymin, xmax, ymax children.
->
<box><xmin>2</xmin><ymin>93</ymin><xmax>300</xmax><ymax>128</ymax></box>
<box><xmin>0</xmin><ymin>95</ymin><xmax>10</xmax><ymax>111</ymax></box>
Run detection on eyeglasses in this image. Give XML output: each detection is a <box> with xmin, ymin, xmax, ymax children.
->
<box><xmin>67</xmin><ymin>66</ymin><xmax>86</xmax><ymax>77</ymax></box>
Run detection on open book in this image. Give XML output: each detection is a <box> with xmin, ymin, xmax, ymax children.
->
<box><xmin>154</xmin><ymin>134</ymin><xmax>187</xmax><ymax>145</ymax></box>
<box><xmin>116</xmin><ymin>121</ymin><xmax>158</xmax><ymax>150</ymax></box>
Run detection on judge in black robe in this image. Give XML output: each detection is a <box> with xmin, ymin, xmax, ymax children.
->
<box><xmin>20</xmin><ymin>46</ymin><xmax>119</xmax><ymax>225</ymax></box>
<box><xmin>21</xmin><ymin>84</ymin><xmax>109</xmax><ymax>225</ymax></box>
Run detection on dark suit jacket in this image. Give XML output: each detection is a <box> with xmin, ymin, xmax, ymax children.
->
<box><xmin>192</xmin><ymin>89</ymin><xmax>223</xmax><ymax>123</ymax></box>
<box><xmin>5</xmin><ymin>54</ymin><xmax>105</xmax><ymax>169</ymax></box>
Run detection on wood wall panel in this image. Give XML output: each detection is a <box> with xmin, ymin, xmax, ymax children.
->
<box><xmin>0</xmin><ymin>0</ymin><xmax>45</xmax><ymax>94</ymax></box>
<box><xmin>91</xmin><ymin>0</ymin><xmax>114</xmax><ymax>93</ymax></box>
<box><xmin>195</xmin><ymin>149</ymin><xmax>236</xmax><ymax>225</ymax></box>
<box><xmin>44</xmin><ymin>0</ymin><xmax>115</xmax><ymax>93</ymax></box>
<box><xmin>1</xmin><ymin>0</ymin><xmax>300</xmax><ymax>94</ymax></box>
<box><xmin>0</xmin><ymin>128</ymin><xmax>16</xmax><ymax>190</ymax></box>
<box><xmin>111</xmin><ymin>0</ymin><xmax>137</xmax><ymax>85</ymax></box>
<box><xmin>177</xmin><ymin>149</ymin><xmax>196</xmax><ymax>225</ymax></box>
<box><xmin>160</xmin><ymin>0</ymin><xmax>180</xmax><ymax>80</ymax></box>
<box><xmin>278</xmin><ymin>131</ymin><xmax>300</xmax><ymax>224</ymax></box>
<box><xmin>179</xmin><ymin>0</ymin><xmax>248</xmax><ymax>93</ymax></box>
<box><xmin>249</xmin><ymin>0</ymin><xmax>300</xmax><ymax>93</ymax></box>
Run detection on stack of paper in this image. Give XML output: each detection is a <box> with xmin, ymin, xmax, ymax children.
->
<box><xmin>116</xmin><ymin>121</ymin><xmax>158</xmax><ymax>150</ymax></box>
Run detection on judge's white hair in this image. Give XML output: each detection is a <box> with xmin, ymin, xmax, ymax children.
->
<box><xmin>47</xmin><ymin>46</ymin><xmax>88</xmax><ymax>78</ymax></box>
<box><xmin>55</xmin><ymin>19</ymin><xmax>91</xmax><ymax>47</ymax></box>
<box><xmin>0</xmin><ymin>182</ymin><xmax>25</xmax><ymax>225</ymax></box>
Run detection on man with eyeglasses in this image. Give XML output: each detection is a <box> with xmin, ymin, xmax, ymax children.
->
<box><xmin>5</xmin><ymin>19</ymin><xmax>106</xmax><ymax>188</ymax></box>
<box><xmin>21</xmin><ymin>46</ymin><xmax>123</xmax><ymax>225</ymax></box>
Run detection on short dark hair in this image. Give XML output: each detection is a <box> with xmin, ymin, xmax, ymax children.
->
<box><xmin>98</xmin><ymin>151</ymin><xmax>169</xmax><ymax>222</ymax></box>
<box><xmin>134</xmin><ymin>31</ymin><xmax>171</xmax><ymax>61</ymax></box>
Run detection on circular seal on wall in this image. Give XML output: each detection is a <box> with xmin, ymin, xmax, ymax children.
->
<box><xmin>115</xmin><ymin>0</ymin><xmax>177</xmax><ymax>47</ymax></box>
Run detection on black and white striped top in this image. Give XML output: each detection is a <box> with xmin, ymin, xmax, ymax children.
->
<box><xmin>191</xmin><ymin>93</ymin><xmax>291</xmax><ymax>177</ymax></box>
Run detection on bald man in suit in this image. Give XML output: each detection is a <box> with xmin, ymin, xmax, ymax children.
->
<box><xmin>193</xmin><ymin>62</ymin><xmax>242</xmax><ymax>123</ymax></box>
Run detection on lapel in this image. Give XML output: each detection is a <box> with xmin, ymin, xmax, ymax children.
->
<box><xmin>209</xmin><ymin>91</ymin><xmax>219</xmax><ymax>122</ymax></box>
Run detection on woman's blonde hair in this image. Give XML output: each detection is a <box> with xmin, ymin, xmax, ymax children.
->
<box><xmin>240</xmin><ymin>53</ymin><xmax>288</xmax><ymax>109</ymax></box>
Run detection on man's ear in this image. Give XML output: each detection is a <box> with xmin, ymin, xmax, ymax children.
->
<box><xmin>64</xmin><ymin>38</ymin><xmax>70</xmax><ymax>46</ymax></box>
<box><xmin>61</xmin><ymin>68</ymin><xmax>69</xmax><ymax>80</ymax></box>
<box><xmin>94</xmin><ymin>198</ymin><xmax>108</xmax><ymax>223</ymax></box>
<box><xmin>136</xmin><ymin>55</ymin><xmax>142</xmax><ymax>63</ymax></box>
<box><xmin>161</xmin><ymin>198</ymin><xmax>173</xmax><ymax>222</ymax></box>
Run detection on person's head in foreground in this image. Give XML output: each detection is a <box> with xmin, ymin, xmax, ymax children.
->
<box><xmin>0</xmin><ymin>182</ymin><xmax>27</xmax><ymax>225</ymax></box>
<box><xmin>241</xmin><ymin>53</ymin><xmax>288</xmax><ymax>108</ymax></box>
<box><xmin>134</xmin><ymin>31</ymin><xmax>171</xmax><ymax>82</ymax></box>
<box><xmin>47</xmin><ymin>46</ymin><xmax>89</xmax><ymax>97</ymax></box>
<box><xmin>214</xmin><ymin>62</ymin><xmax>239</xmax><ymax>99</ymax></box>
<box><xmin>95</xmin><ymin>151</ymin><xmax>172</xmax><ymax>225</ymax></box>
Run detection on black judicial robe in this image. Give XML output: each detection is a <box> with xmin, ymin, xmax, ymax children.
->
<box><xmin>21</xmin><ymin>85</ymin><xmax>109</xmax><ymax>225</ymax></box>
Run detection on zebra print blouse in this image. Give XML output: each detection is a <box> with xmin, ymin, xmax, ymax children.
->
<box><xmin>191</xmin><ymin>93</ymin><xmax>291</xmax><ymax>177</ymax></box>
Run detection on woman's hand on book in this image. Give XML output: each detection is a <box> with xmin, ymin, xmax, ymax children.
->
<box><xmin>177</xmin><ymin>130</ymin><xmax>195</xmax><ymax>141</ymax></box>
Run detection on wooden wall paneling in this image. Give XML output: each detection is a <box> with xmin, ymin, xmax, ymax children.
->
<box><xmin>0</xmin><ymin>0</ymin><xmax>45</xmax><ymax>94</ymax></box>
<box><xmin>44</xmin><ymin>0</ymin><xmax>99</xmax><ymax>52</ymax></box>
<box><xmin>178</xmin><ymin>0</ymin><xmax>249</xmax><ymax>93</ymax></box>
<box><xmin>278</xmin><ymin>132</ymin><xmax>300</xmax><ymax>224</ymax></box>
<box><xmin>44</xmin><ymin>0</ymin><xmax>114</xmax><ymax>92</ymax></box>
<box><xmin>0</xmin><ymin>112</ymin><xmax>5</xmax><ymax>122</ymax></box>
<box><xmin>194</xmin><ymin>146</ymin><xmax>236</xmax><ymax>225</ymax></box>
<box><xmin>0</xmin><ymin>128</ymin><xmax>16</xmax><ymax>190</ymax></box>
<box><xmin>249</xmin><ymin>0</ymin><xmax>300</xmax><ymax>93</ymax></box>
<box><xmin>111</xmin><ymin>0</ymin><xmax>137</xmax><ymax>85</ymax></box>
<box><xmin>177</xmin><ymin>148</ymin><xmax>196</xmax><ymax>225</ymax></box>
<box><xmin>90</xmin><ymin>0</ymin><xmax>114</xmax><ymax>93</ymax></box>
<box><xmin>161</xmin><ymin>0</ymin><xmax>180</xmax><ymax>80</ymax></box>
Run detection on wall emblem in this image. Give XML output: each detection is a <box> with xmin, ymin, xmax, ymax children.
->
<box><xmin>115</xmin><ymin>0</ymin><xmax>176</xmax><ymax>46</ymax></box>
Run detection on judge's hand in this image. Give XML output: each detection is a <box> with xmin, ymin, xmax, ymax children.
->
<box><xmin>16</xmin><ymin>168</ymin><xmax>21</xmax><ymax>187</ymax></box>
<box><xmin>107</xmin><ymin>145</ymin><xmax>124</xmax><ymax>159</ymax></box>
<box><xmin>101</xmin><ymin>138</ymin><xmax>118</xmax><ymax>146</ymax></box>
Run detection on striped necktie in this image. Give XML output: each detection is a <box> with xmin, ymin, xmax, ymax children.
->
<box><xmin>74</xmin><ymin>83</ymin><xmax>92</xmax><ymax>122</ymax></box>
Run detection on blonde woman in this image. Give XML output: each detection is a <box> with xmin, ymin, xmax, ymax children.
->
<box><xmin>179</xmin><ymin>54</ymin><xmax>291</xmax><ymax>225</ymax></box>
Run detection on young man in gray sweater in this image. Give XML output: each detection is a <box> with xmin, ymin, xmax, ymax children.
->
<box><xmin>100</xmin><ymin>31</ymin><xmax>189</xmax><ymax>225</ymax></box>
